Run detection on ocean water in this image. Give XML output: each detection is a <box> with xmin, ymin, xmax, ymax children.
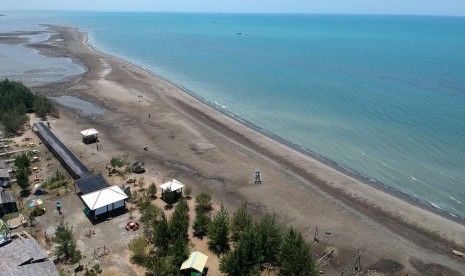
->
<box><xmin>1</xmin><ymin>12</ymin><xmax>465</xmax><ymax>219</ymax></box>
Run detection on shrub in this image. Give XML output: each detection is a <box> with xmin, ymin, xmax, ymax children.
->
<box><xmin>31</xmin><ymin>208</ymin><xmax>45</xmax><ymax>217</ymax></box>
<box><xmin>195</xmin><ymin>191</ymin><xmax>212</xmax><ymax>213</ymax></box>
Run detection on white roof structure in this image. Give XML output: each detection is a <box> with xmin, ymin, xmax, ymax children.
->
<box><xmin>180</xmin><ymin>251</ymin><xmax>208</xmax><ymax>272</ymax></box>
<box><xmin>80</xmin><ymin>128</ymin><xmax>99</xmax><ymax>136</ymax></box>
<box><xmin>81</xmin><ymin>185</ymin><xmax>128</xmax><ymax>210</ymax></box>
<box><xmin>160</xmin><ymin>179</ymin><xmax>185</xmax><ymax>192</ymax></box>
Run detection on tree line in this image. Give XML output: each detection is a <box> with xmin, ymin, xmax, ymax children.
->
<box><xmin>0</xmin><ymin>79</ymin><xmax>58</xmax><ymax>134</ymax></box>
<box><xmin>129</xmin><ymin>188</ymin><xmax>317</xmax><ymax>275</ymax></box>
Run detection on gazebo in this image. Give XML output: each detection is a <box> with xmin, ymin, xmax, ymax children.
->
<box><xmin>159</xmin><ymin>179</ymin><xmax>184</xmax><ymax>199</ymax></box>
<box><xmin>180</xmin><ymin>251</ymin><xmax>208</xmax><ymax>276</ymax></box>
<box><xmin>80</xmin><ymin>128</ymin><xmax>99</xmax><ymax>144</ymax></box>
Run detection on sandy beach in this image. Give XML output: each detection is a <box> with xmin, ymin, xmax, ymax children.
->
<box><xmin>5</xmin><ymin>25</ymin><xmax>465</xmax><ymax>274</ymax></box>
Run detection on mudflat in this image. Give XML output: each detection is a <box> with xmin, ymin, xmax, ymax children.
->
<box><xmin>25</xmin><ymin>25</ymin><xmax>465</xmax><ymax>275</ymax></box>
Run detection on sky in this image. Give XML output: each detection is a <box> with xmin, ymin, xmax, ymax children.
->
<box><xmin>2</xmin><ymin>0</ymin><xmax>465</xmax><ymax>17</ymax></box>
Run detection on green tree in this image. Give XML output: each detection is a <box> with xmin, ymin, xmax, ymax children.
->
<box><xmin>53</xmin><ymin>219</ymin><xmax>81</xmax><ymax>263</ymax></box>
<box><xmin>128</xmin><ymin>236</ymin><xmax>148</xmax><ymax>266</ymax></box>
<box><xmin>208</xmin><ymin>203</ymin><xmax>230</xmax><ymax>255</ymax></box>
<box><xmin>0</xmin><ymin>112</ymin><xmax>27</xmax><ymax>133</ymax></box>
<box><xmin>33</xmin><ymin>94</ymin><xmax>57</xmax><ymax>119</ymax></box>
<box><xmin>193</xmin><ymin>210</ymin><xmax>210</xmax><ymax>239</ymax></box>
<box><xmin>257</xmin><ymin>214</ymin><xmax>282</xmax><ymax>265</ymax></box>
<box><xmin>162</xmin><ymin>187</ymin><xmax>176</xmax><ymax>206</ymax></box>
<box><xmin>231</xmin><ymin>203</ymin><xmax>253</xmax><ymax>241</ymax></box>
<box><xmin>195</xmin><ymin>191</ymin><xmax>212</xmax><ymax>213</ymax></box>
<box><xmin>220</xmin><ymin>226</ymin><xmax>263</xmax><ymax>275</ymax></box>
<box><xmin>169</xmin><ymin>199</ymin><xmax>190</xmax><ymax>240</ymax></box>
<box><xmin>140</xmin><ymin>203</ymin><xmax>162</xmax><ymax>240</ymax></box>
<box><xmin>147</xmin><ymin>182</ymin><xmax>157</xmax><ymax>198</ymax></box>
<box><xmin>14</xmin><ymin>153</ymin><xmax>30</xmax><ymax>170</ymax></box>
<box><xmin>153</xmin><ymin>213</ymin><xmax>170</xmax><ymax>252</ymax></box>
<box><xmin>279</xmin><ymin>228</ymin><xmax>317</xmax><ymax>276</ymax></box>
<box><xmin>16</xmin><ymin>167</ymin><xmax>29</xmax><ymax>191</ymax></box>
<box><xmin>169</xmin><ymin>235</ymin><xmax>189</xmax><ymax>268</ymax></box>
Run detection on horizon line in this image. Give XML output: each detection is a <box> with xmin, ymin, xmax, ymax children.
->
<box><xmin>1</xmin><ymin>10</ymin><xmax>464</xmax><ymax>18</ymax></box>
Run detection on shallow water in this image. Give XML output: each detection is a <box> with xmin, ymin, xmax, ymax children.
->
<box><xmin>50</xmin><ymin>96</ymin><xmax>105</xmax><ymax>116</ymax></box>
<box><xmin>0</xmin><ymin>21</ymin><xmax>84</xmax><ymax>86</ymax></box>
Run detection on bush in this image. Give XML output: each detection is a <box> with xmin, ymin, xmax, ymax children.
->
<box><xmin>195</xmin><ymin>191</ymin><xmax>212</xmax><ymax>213</ymax></box>
<box><xmin>110</xmin><ymin>154</ymin><xmax>127</xmax><ymax>168</ymax></box>
<box><xmin>184</xmin><ymin>185</ymin><xmax>192</xmax><ymax>199</ymax></box>
<box><xmin>31</xmin><ymin>208</ymin><xmax>45</xmax><ymax>217</ymax></box>
<box><xmin>147</xmin><ymin>182</ymin><xmax>157</xmax><ymax>198</ymax></box>
<box><xmin>45</xmin><ymin>170</ymin><xmax>68</xmax><ymax>189</ymax></box>
<box><xmin>129</xmin><ymin>236</ymin><xmax>148</xmax><ymax>265</ymax></box>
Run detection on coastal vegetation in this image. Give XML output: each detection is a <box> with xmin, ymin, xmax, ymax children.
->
<box><xmin>0</xmin><ymin>79</ymin><xmax>58</xmax><ymax>134</ymax></box>
<box><xmin>129</xmin><ymin>188</ymin><xmax>317</xmax><ymax>275</ymax></box>
<box><xmin>128</xmin><ymin>192</ymin><xmax>191</xmax><ymax>275</ymax></box>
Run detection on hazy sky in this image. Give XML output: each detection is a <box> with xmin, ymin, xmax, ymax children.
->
<box><xmin>2</xmin><ymin>0</ymin><xmax>465</xmax><ymax>17</ymax></box>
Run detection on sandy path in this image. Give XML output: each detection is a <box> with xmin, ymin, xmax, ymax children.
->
<box><xmin>27</xmin><ymin>25</ymin><xmax>465</xmax><ymax>275</ymax></box>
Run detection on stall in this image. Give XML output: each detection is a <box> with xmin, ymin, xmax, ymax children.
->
<box><xmin>80</xmin><ymin>128</ymin><xmax>99</xmax><ymax>144</ymax></box>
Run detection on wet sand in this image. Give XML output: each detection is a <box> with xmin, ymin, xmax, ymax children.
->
<box><xmin>21</xmin><ymin>25</ymin><xmax>465</xmax><ymax>275</ymax></box>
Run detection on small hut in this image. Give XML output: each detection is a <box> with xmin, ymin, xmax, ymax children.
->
<box><xmin>160</xmin><ymin>179</ymin><xmax>185</xmax><ymax>199</ymax></box>
<box><xmin>180</xmin><ymin>251</ymin><xmax>208</xmax><ymax>276</ymax></box>
<box><xmin>80</xmin><ymin>128</ymin><xmax>99</xmax><ymax>144</ymax></box>
<box><xmin>0</xmin><ymin>188</ymin><xmax>17</xmax><ymax>216</ymax></box>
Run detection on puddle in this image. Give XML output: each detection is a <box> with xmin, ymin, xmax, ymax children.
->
<box><xmin>50</xmin><ymin>96</ymin><xmax>105</xmax><ymax>115</ymax></box>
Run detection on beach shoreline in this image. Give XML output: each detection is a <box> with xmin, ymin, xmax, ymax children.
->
<box><xmin>76</xmin><ymin>25</ymin><xmax>465</xmax><ymax>226</ymax></box>
<box><xmin>4</xmin><ymin>24</ymin><xmax>465</xmax><ymax>274</ymax></box>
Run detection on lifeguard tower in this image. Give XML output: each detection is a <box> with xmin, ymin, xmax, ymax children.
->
<box><xmin>254</xmin><ymin>169</ymin><xmax>262</xmax><ymax>184</ymax></box>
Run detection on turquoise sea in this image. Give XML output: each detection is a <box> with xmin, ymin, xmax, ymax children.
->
<box><xmin>1</xmin><ymin>12</ymin><xmax>465</xmax><ymax>219</ymax></box>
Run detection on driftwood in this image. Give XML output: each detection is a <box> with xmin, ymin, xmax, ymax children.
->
<box><xmin>452</xmin><ymin>250</ymin><xmax>465</xmax><ymax>257</ymax></box>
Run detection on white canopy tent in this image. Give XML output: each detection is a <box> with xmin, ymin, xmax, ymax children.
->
<box><xmin>80</xmin><ymin>128</ymin><xmax>99</xmax><ymax>144</ymax></box>
<box><xmin>81</xmin><ymin>185</ymin><xmax>128</xmax><ymax>216</ymax></box>
<box><xmin>159</xmin><ymin>179</ymin><xmax>185</xmax><ymax>192</ymax></box>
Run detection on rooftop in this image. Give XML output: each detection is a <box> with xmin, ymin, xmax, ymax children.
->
<box><xmin>75</xmin><ymin>173</ymin><xmax>109</xmax><ymax>195</ymax></box>
<box><xmin>80</xmin><ymin>128</ymin><xmax>99</xmax><ymax>136</ymax></box>
<box><xmin>160</xmin><ymin>179</ymin><xmax>185</xmax><ymax>192</ymax></box>
<box><xmin>81</xmin><ymin>185</ymin><xmax>128</xmax><ymax>210</ymax></box>
<box><xmin>0</xmin><ymin>236</ymin><xmax>59</xmax><ymax>276</ymax></box>
<box><xmin>180</xmin><ymin>251</ymin><xmax>208</xmax><ymax>272</ymax></box>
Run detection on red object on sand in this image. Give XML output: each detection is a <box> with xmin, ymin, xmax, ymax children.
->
<box><xmin>126</xmin><ymin>221</ymin><xmax>140</xmax><ymax>231</ymax></box>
